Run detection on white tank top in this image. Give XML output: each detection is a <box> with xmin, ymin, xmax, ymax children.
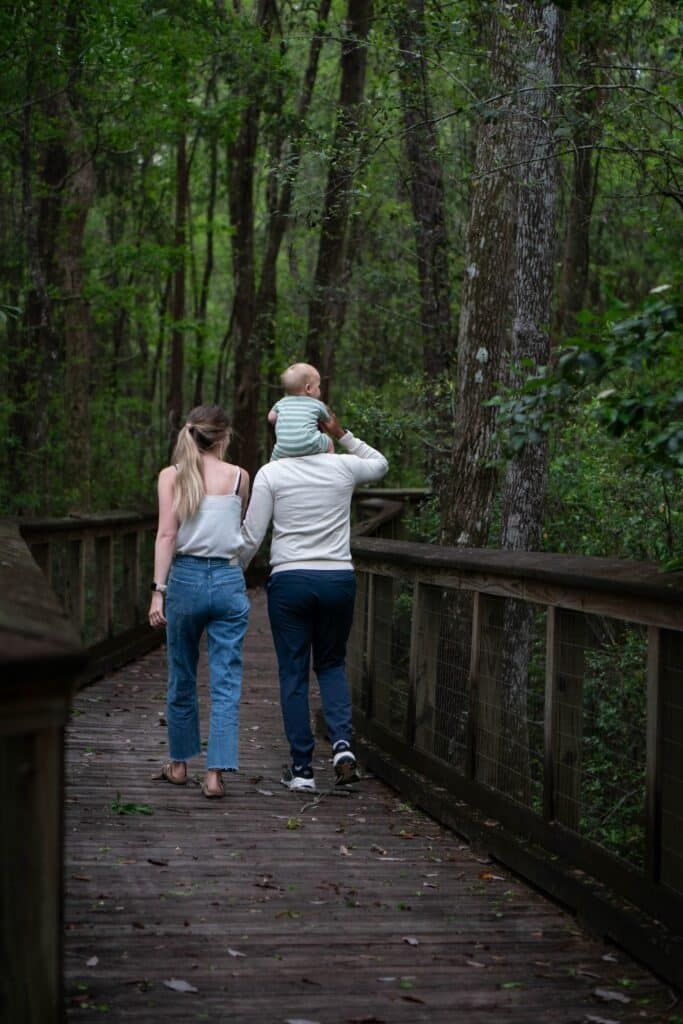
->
<box><xmin>175</xmin><ymin>471</ymin><xmax>243</xmax><ymax>559</ymax></box>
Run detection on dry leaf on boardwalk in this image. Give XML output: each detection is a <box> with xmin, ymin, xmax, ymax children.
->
<box><xmin>163</xmin><ymin>978</ymin><xmax>198</xmax><ymax>993</ymax></box>
<box><xmin>593</xmin><ymin>988</ymin><xmax>631</xmax><ymax>1004</ymax></box>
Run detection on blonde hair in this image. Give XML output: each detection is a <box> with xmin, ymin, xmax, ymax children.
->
<box><xmin>281</xmin><ymin>362</ymin><xmax>319</xmax><ymax>395</ymax></box>
<box><xmin>171</xmin><ymin>406</ymin><xmax>232</xmax><ymax>522</ymax></box>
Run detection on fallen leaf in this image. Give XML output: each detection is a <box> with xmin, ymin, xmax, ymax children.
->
<box><xmin>227</xmin><ymin>948</ymin><xmax>246</xmax><ymax>958</ymax></box>
<box><xmin>339</xmin><ymin>845</ymin><xmax>351</xmax><ymax>856</ymax></box>
<box><xmin>401</xmin><ymin>995</ymin><xmax>426</xmax><ymax>1004</ymax></box>
<box><xmin>593</xmin><ymin>989</ymin><xmax>631</xmax><ymax>1005</ymax></box>
<box><xmin>377</xmin><ymin>976</ymin><xmax>396</xmax><ymax>982</ymax></box>
<box><xmin>402</xmin><ymin>936</ymin><xmax>419</xmax><ymax>946</ymax></box>
<box><xmin>147</xmin><ymin>858</ymin><xmax>169</xmax><ymax>867</ymax></box>
<box><xmin>132</xmin><ymin>921</ymin><xmax>145</xmax><ymax>929</ymax></box>
<box><xmin>86</xmin><ymin>956</ymin><xmax>98</xmax><ymax>967</ymax></box>
<box><xmin>478</xmin><ymin>871</ymin><xmax>505</xmax><ymax>881</ymax></box>
<box><xmin>601</xmin><ymin>954</ymin><xmax>618</xmax><ymax>963</ymax></box>
<box><xmin>465</xmin><ymin>960</ymin><xmax>486</xmax><ymax>968</ymax></box>
<box><xmin>257</xmin><ymin>789</ymin><xmax>274</xmax><ymax>796</ymax></box>
<box><xmin>585</xmin><ymin>1016</ymin><xmax>619</xmax><ymax>1024</ymax></box>
<box><xmin>163</xmin><ymin>978</ymin><xmax>198</xmax><ymax>993</ymax></box>
<box><xmin>71</xmin><ymin>874</ymin><xmax>91</xmax><ymax>882</ymax></box>
<box><xmin>284</xmin><ymin>1019</ymin><xmax>321</xmax><ymax>1024</ymax></box>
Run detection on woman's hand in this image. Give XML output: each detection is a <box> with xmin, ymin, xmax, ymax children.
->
<box><xmin>148</xmin><ymin>591</ymin><xmax>167</xmax><ymax>628</ymax></box>
<box><xmin>322</xmin><ymin>407</ymin><xmax>347</xmax><ymax>440</ymax></box>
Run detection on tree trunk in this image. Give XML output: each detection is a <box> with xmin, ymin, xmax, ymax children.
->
<box><xmin>306</xmin><ymin>0</ymin><xmax>372</xmax><ymax>398</ymax></box>
<box><xmin>167</xmin><ymin>132</ymin><xmax>188</xmax><ymax>459</ymax></box>
<box><xmin>58</xmin><ymin>115</ymin><xmax>96</xmax><ymax>512</ymax></box>
<box><xmin>256</xmin><ymin>0</ymin><xmax>332</xmax><ymax>413</ymax></box>
<box><xmin>498</xmin><ymin>2</ymin><xmax>561</xmax><ymax>803</ymax></box>
<box><xmin>229</xmin><ymin>0</ymin><xmax>275</xmax><ymax>479</ymax></box>
<box><xmin>554</xmin><ymin>8</ymin><xmax>602</xmax><ymax>341</ymax></box>
<box><xmin>395</xmin><ymin>0</ymin><xmax>452</xmax><ymax>379</ymax></box>
<box><xmin>439</xmin><ymin>6</ymin><xmax>518</xmax><ymax>548</ymax></box>
<box><xmin>193</xmin><ymin>131</ymin><xmax>218</xmax><ymax>406</ymax></box>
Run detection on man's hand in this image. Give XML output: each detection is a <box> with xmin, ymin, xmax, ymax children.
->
<box><xmin>321</xmin><ymin>407</ymin><xmax>347</xmax><ymax>440</ymax></box>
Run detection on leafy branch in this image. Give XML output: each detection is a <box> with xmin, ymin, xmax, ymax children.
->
<box><xmin>490</xmin><ymin>296</ymin><xmax>683</xmax><ymax>478</ymax></box>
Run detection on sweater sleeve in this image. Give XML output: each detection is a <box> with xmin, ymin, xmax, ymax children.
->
<box><xmin>239</xmin><ymin>470</ymin><xmax>274</xmax><ymax>568</ymax></box>
<box><xmin>338</xmin><ymin>430</ymin><xmax>389</xmax><ymax>484</ymax></box>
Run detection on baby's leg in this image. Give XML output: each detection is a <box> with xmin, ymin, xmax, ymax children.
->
<box><xmin>326</xmin><ymin>438</ymin><xmax>334</xmax><ymax>454</ymax></box>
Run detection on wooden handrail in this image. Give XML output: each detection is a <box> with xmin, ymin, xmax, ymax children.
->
<box><xmin>0</xmin><ymin>522</ymin><xmax>86</xmax><ymax>1023</ymax></box>
<box><xmin>347</xmin><ymin>528</ymin><xmax>683</xmax><ymax>988</ymax></box>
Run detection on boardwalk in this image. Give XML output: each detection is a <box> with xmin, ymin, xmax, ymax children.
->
<box><xmin>64</xmin><ymin>590</ymin><xmax>676</xmax><ymax>1023</ymax></box>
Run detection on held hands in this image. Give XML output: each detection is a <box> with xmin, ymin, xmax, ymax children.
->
<box><xmin>148</xmin><ymin>592</ymin><xmax>167</xmax><ymax>628</ymax></box>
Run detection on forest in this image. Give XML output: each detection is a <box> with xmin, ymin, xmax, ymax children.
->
<box><xmin>1</xmin><ymin>0</ymin><xmax>681</xmax><ymax>568</ymax></box>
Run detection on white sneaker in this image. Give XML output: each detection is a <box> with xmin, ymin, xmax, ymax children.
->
<box><xmin>280</xmin><ymin>765</ymin><xmax>316</xmax><ymax>792</ymax></box>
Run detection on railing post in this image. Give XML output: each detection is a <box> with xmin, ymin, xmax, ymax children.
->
<box><xmin>466</xmin><ymin>591</ymin><xmax>482</xmax><ymax>780</ymax></box>
<box><xmin>366</xmin><ymin>572</ymin><xmax>394</xmax><ymax>728</ymax></box>
<box><xmin>544</xmin><ymin>606</ymin><xmax>558</xmax><ymax>822</ymax></box>
<box><xmin>95</xmin><ymin>535</ymin><xmax>114</xmax><ymax>640</ymax></box>
<box><xmin>0</xmin><ymin>522</ymin><xmax>84</xmax><ymax>1024</ymax></box>
<box><xmin>348</xmin><ymin>569</ymin><xmax>368</xmax><ymax>710</ymax></box>
<box><xmin>65</xmin><ymin>538</ymin><xmax>86</xmax><ymax>633</ymax></box>
<box><xmin>658</xmin><ymin>628</ymin><xmax>683</xmax><ymax>892</ymax></box>
<box><xmin>121</xmin><ymin>530</ymin><xmax>141</xmax><ymax>628</ymax></box>
<box><xmin>30</xmin><ymin>541</ymin><xmax>52</xmax><ymax>584</ymax></box>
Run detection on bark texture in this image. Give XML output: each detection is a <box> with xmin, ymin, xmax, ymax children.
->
<box><xmin>498</xmin><ymin>1</ymin><xmax>561</xmax><ymax>803</ymax></box>
<box><xmin>440</xmin><ymin>8</ymin><xmax>518</xmax><ymax>548</ymax></box>
<box><xmin>395</xmin><ymin>0</ymin><xmax>453</xmax><ymax>380</ymax></box>
<box><xmin>306</xmin><ymin>0</ymin><xmax>372</xmax><ymax>398</ymax></box>
<box><xmin>229</xmin><ymin>0</ymin><xmax>276</xmax><ymax>479</ymax></box>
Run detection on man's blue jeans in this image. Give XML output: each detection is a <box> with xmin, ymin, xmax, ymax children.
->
<box><xmin>165</xmin><ymin>555</ymin><xmax>250</xmax><ymax>770</ymax></box>
<box><xmin>266</xmin><ymin>569</ymin><xmax>356</xmax><ymax>769</ymax></box>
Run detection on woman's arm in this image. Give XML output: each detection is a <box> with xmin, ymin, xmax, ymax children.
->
<box><xmin>148</xmin><ymin>467</ymin><xmax>177</xmax><ymax>628</ymax></box>
<box><xmin>238</xmin><ymin>467</ymin><xmax>250</xmax><ymax>519</ymax></box>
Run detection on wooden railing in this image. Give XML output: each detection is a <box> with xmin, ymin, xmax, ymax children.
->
<box><xmin>17</xmin><ymin>510</ymin><xmax>160</xmax><ymax>688</ymax></box>
<box><xmin>346</xmin><ymin>531</ymin><xmax>683</xmax><ymax>987</ymax></box>
<box><xmin>0</xmin><ymin>521</ymin><xmax>86</xmax><ymax>1023</ymax></box>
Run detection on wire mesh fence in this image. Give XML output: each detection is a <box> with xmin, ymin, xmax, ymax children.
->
<box><xmin>350</xmin><ymin>560</ymin><xmax>683</xmax><ymax>914</ymax></box>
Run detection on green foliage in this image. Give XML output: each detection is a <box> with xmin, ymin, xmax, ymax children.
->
<box><xmin>492</xmin><ymin>296</ymin><xmax>683</xmax><ymax>479</ymax></box>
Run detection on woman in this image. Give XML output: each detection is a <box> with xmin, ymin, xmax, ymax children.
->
<box><xmin>239</xmin><ymin>407</ymin><xmax>388</xmax><ymax>793</ymax></box>
<box><xmin>148</xmin><ymin>406</ymin><xmax>250</xmax><ymax>798</ymax></box>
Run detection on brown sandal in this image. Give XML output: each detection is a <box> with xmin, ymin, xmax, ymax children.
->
<box><xmin>161</xmin><ymin>761</ymin><xmax>187</xmax><ymax>786</ymax></box>
<box><xmin>201</xmin><ymin>771</ymin><xmax>224</xmax><ymax>799</ymax></box>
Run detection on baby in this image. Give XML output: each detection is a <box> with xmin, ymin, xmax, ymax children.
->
<box><xmin>268</xmin><ymin>363</ymin><xmax>334</xmax><ymax>460</ymax></box>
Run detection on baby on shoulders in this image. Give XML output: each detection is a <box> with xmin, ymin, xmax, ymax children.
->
<box><xmin>268</xmin><ymin>363</ymin><xmax>334</xmax><ymax>460</ymax></box>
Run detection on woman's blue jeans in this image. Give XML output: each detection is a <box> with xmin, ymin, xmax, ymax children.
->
<box><xmin>266</xmin><ymin>569</ymin><xmax>356</xmax><ymax>769</ymax></box>
<box><xmin>165</xmin><ymin>555</ymin><xmax>250</xmax><ymax>770</ymax></box>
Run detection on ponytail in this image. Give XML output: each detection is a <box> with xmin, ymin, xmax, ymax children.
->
<box><xmin>171</xmin><ymin>406</ymin><xmax>232</xmax><ymax>523</ymax></box>
<box><xmin>172</xmin><ymin>426</ymin><xmax>205</xmax><ymax>522</ymax></box>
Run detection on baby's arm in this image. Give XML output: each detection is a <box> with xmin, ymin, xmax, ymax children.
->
<box><xmin>267</xmin><ymin>408</ymin><xmax>278</xmax><ymax>425</ymax></box>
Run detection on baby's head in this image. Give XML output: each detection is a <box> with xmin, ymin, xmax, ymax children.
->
<box><xmin>281</xmin><ymin>363</ymin><xmax>322</xmax><ymax>399</ymax></box>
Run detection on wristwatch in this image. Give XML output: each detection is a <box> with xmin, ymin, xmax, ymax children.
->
<box><xmin>150</xmin><ymin>582</ymin><xmax>167</xmax><ymax>593</ymax></box>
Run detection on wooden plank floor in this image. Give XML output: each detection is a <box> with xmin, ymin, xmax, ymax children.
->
<box><xmin>64</xmin><ymin>589</ymin><xmax>677</xmax><ymax>1023</ymax></box>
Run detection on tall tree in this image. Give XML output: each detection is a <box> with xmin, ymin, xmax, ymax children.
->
<box><xmin>498</xmin><ymin>0</ymin><xmax>561</xmax><ymax>802</ymax></box>
<box><xmin>228</xmin><ymin>0</ymin><xmax>276</xmax><ymax>480</ymax></box>
<box><xmin>440</xmin><ymin>4</ymin><xmax>518</xmax><ymax>548</ymax></box>
<box><xmin>394</xmin><ymin>0</ymin><xmax>453</xmax><ymax>379</ymax></box>
<box><xmin>167</xmin><ymin>132</ymin><xmax>188</xmax><ymax>458</ymax></box>
<box><xmin>306</xmin><ymin>0</ymin><xmax>373</xmax><ymax>397</ymax></box>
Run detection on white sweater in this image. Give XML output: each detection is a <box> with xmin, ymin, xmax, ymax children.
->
<box><xmin>239</xmin><ymin>431</ymin><xmax>389</xmax><ymax>571</ymax></box>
